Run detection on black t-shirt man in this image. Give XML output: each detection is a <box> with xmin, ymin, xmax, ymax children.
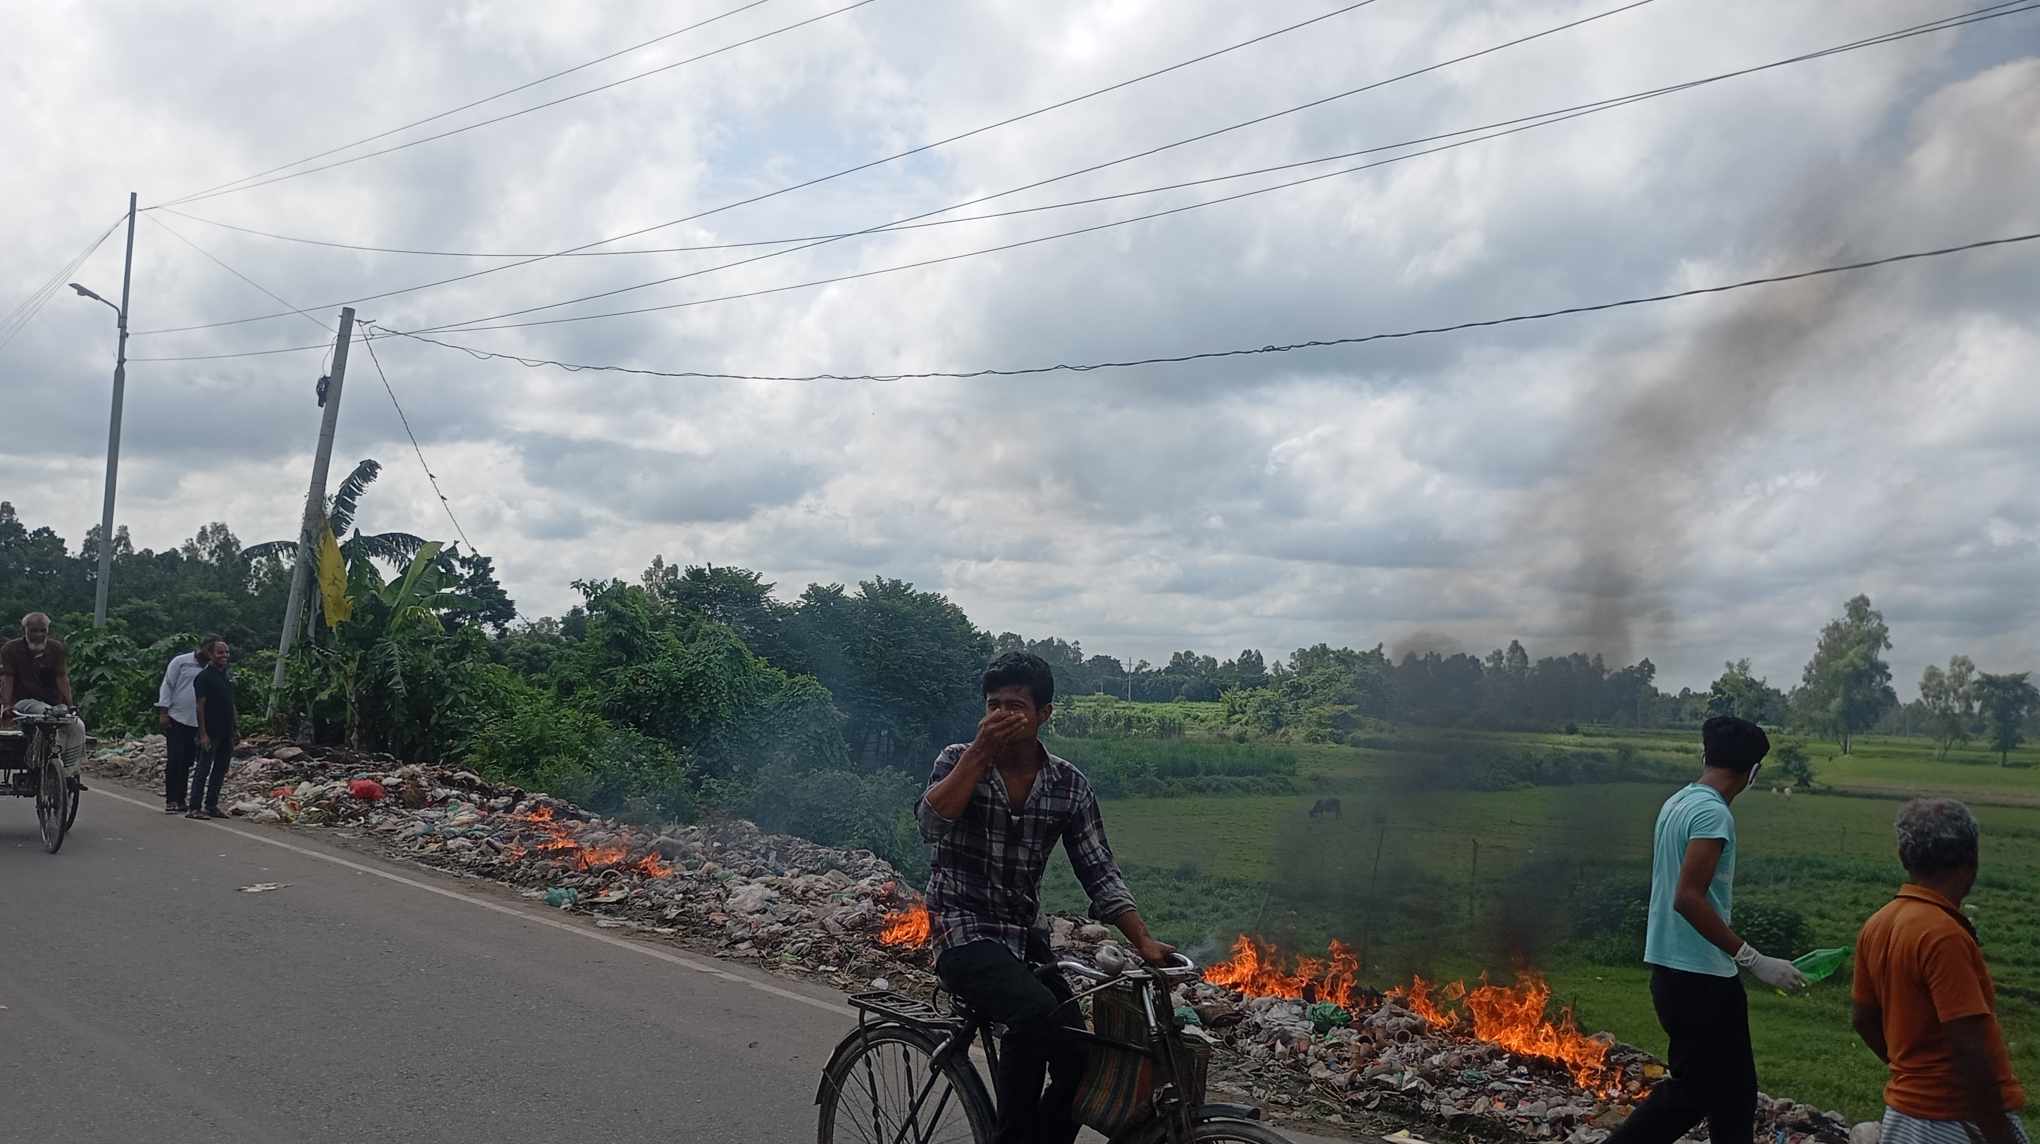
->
<box><xmin>194</xmin><ymin>664</ymin><xmax>236</xmax><ymax>743</ymax></box>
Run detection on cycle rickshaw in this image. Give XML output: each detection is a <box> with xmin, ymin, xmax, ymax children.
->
<box><xmin>0</xmin><ymin>703</ymin><xmax>82</xmax><ymax>853</ymax></box>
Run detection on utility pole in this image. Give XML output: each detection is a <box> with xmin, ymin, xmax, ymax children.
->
<box><xmin>268</xmin><ymin>307</ymin><xmax>355</xmax><ymax>720</ymax></box>
<box><xmin>91</xmin><ymin>192</ymin><xmax>138</xmax><ymax>628</ymax></box>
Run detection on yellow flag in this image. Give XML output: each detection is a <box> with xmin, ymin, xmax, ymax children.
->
<box><xmin>317</xmin><ymin>524</ymin><xmax>353</xmax><ymax>628</ymax></box>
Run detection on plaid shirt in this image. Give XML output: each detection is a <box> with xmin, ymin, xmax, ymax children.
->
<box><xmin>917</xmin><ymin>741</ymin><xmax>1137</xmax><ymax>959</ymax></box>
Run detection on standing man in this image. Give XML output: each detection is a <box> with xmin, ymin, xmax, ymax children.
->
<box><xmin>0</xmin><ymin>612</ymin><xmax>89</xmax><ymax>792</ymax></box>
<box><xmin>1852</xmin><ymin>798</ymin><xmax>2027</xmax><ymax>1144</ymax></box>
<box><xmin>919</xmin><ymin>651</ymin><xmax>1173</xmax><ymax>1144</ymax></box>
<box><xmin>1606</xmin><ymin>715</ymin><xmax>1807</xmax><ymax>1144</ymax></box>
<box><xmin>156</xmin><ymin>637</ymin><xmax>211</xmax><ymax>814</ymax></box>
<box><xmin>186</xmin><ymin>638</ymin><xmax>235</xmax><ymax>820</ymax></box>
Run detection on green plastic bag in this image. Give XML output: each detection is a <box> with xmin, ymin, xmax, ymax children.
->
<box><xmin>1793</xmin><ymin>947</ymin><xmax>1849</xmax><ymax>983</ymax></box>
<box><xmin>1307</xmin><ymin>1002</ymin><xmax>1351</xmax><ymax>1033</ymax></box>
<box><xmin>545</xmin><ymin>886</ymin><xmax>578</xmax><ymax>909</ymax></box>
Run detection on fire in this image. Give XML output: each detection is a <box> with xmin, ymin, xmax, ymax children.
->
<box><xmin>1206</xmin><ymin>939</ymin><xmax>1615</xmax><ymax>1092</ymax></box>
<box><xmin>880</xmin><ymin>904</ymin><xmax>931</xmax><ymax>948</ymax></box>
<box><xmin>497</xmin><ymin>804</ymin><xmax>672</xmax><ymax>878</ymax></box>
<box><xmin>1203</xmin><ymin>935</ymin><xmax>1363</xmax><ymax>1008</ymax></box>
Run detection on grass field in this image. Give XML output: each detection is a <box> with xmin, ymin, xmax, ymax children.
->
<box><xmin>1037</xmin><ymin>721</ymin><xmax>2040</xmax><ymax>1129</ymax></box>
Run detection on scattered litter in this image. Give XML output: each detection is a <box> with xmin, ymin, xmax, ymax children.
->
<box><xmin>238</xmin><ymin>882</ymin><xmax>290</xmax><ymax>893</ymax></box>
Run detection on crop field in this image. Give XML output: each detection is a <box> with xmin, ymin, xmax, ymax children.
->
<box><xmin>1038</xmin><ymin>720</ymin><xmax>2040</xmax><ymax>1129</ymax></box>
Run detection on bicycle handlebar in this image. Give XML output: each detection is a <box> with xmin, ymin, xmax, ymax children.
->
<box><xmin>1056</xmin><ymin>950</ymin><xmax>1199</xmax><ymax>983</ymax></box>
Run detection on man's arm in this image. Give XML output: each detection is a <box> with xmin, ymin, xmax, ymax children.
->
<box><xmin>0</xmin><ymin>670</ymin><xmax>13</xmax><ymax>725</ymax></box>
<box><xmin>1672</xmin><ymin>837</ymin><xmax>1806</xmax><ymax>990</ymax></box>
<box><xmin>1850</xmin><ymin>1001</ymin><xmax>1889</xmax><ymax>1063</ymax></box>
<box><xmin>1064</xmin><ymin>786</ymin><xmax>1173</xmax><ymax>963</ymax></box>
<box><xmin>1946</xmin><ymin>1015</ymin><xmax>2020</xmax><ymax>1144</ymax></box>
<box><xmin>157</xmin><ymin>658</ymin><xmax>180</xmax><ymax>728</ymax></box>
<box><xmin>196</xmin><ymin>693</ymin><xmax>211</xmax><ymax>747</ymax></box>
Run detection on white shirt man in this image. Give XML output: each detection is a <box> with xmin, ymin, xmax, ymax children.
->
<box><xmin>155</xmin><ymin>641</ymin><xmax>211</xmax><ymax>813</ymax></box>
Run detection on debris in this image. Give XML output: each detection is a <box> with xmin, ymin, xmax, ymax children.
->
<box><xmin>238</xmin><ymin>882</ymin><xmax>290</xmax><ymax>893</ymax></box>
<box><xmin>348</xmin><ymin>778</ymin><xmax>386</xmax><ymax>802</ymax></box>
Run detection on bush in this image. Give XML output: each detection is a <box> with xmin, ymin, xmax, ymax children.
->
<box><xmin>464</xmin><ymin>666</ymin><xmax>700</xmax><ymax>824</ymax></box>
<box><xmin>1774</xmin><ymin>741</ymin><xmax>1816</xmax><ymax>789</ymax></box>
<box><xmin>1041</xmin><ymin>736</ymin><xmax>1299</xmax><ymax>798</ymax></box>
<box><xmin>744</xmin><ymin>760</ymin><xmax>927</xmax><ymax>881</ymax></box>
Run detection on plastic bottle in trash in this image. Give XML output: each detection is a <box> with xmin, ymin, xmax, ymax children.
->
<box><xmin>1792</xmin><ymin>947</ymin><xmax>1850</xmax><ymax>983</ymax></box>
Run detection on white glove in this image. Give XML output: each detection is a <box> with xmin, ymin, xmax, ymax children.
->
<box><xmin>1735</xmin><ymin>943</ymin><xmax>1807</xmax><ymax>991</ymax></box>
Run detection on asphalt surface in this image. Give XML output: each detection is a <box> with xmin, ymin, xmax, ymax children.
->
<box><xmin>0</xmin><ymin>778</ymin><xmax>1347</xmax><ymax>1144</ymax></box>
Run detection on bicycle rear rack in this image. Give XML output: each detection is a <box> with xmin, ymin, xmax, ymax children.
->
<box><xmin>848</xmin><ymin>991</ymin><xmax>964</xmax><ymax>1032</ymax></box>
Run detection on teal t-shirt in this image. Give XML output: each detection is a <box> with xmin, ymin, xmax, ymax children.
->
<box><xmin>1643</xmin><ymin>782</ymin><xmax>1737</xmax><ymax>976</ymax></box>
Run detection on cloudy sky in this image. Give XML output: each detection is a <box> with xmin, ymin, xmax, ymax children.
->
<box><xmin>4</xmin><ymin>0</ymin><xmax>2036</xmax><ymax>692</ymax></box>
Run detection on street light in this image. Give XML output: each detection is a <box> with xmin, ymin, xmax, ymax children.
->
<box><xmin>72</xmin><ymin>191</ymin><xmax>136</xmax><ymax>629</ymax></box>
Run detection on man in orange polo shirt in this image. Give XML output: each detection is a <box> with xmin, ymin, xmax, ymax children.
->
<box><xmin>1853</xmin><ymin>798</ymin><xmax>2028</xmax><ymax>1144</ymax></box>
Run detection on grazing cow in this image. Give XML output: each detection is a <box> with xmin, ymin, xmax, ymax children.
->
<box><xmin>1309</xmin><ymin>797</ymin><xmax>1342</xmax><ymax>819</ymax></box>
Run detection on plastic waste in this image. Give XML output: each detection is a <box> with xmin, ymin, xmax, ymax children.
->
<box><xmin>1306</xmin><ymin>1001</ymin><xmax>1351</xmax><ymax>1032</ymax></box>
<box><xmin>544</xmin><ymin>886</ymin><xmax>578</xmax><ymax>909</ymax></box>
<box><xmin>1792</xmin><ymin>947</ymin><xmax>1849</xmax><ymax>983</ymax></box>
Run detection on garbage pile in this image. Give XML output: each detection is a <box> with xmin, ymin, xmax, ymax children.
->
<box><xmin>87</xmin><ymin>736</ymin><xmax>938</xmax><ymax>994</ymax></box>
<box><xmin>89</xmin><ymin>737</ymin><xmax>1858</xmax><ymax>1144</ymax></box>
<box><xmin>1171</xmin><ymin>983</ymin><xmax>1852</xmax><ymax>1144</ymax></box>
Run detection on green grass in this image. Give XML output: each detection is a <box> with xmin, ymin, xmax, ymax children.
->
<box><xmin>1036</xmin><ymin>725</ymin><xmax>2040</xmax><ymax>1129</ymax></box>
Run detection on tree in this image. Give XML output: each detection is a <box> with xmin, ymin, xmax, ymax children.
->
<box><xmin>242</xmin><ymin>459</ymin><xmax>428</xmax><ymax>567</ymax></box>
<box><xmin>1707</xmin><ymin>659</ymin><xmax>1786</xmax><ymax>724</ymax></box>
<box><xmin>1773</xmin><ymin>741</ymin><xmax>1816</xmax><ymax>790</ymax></box>
<box><xmin>1918</xmin><ymin>655</ymin><xmax>1977</xmax><ymax>758</ymax></box>
<box><xmin>1971</xmin><ymin>672</ymin><xmax>2039</xmax><ymax>766</ymax></box>
<box><xmin>1798</xmin><ymin>595</ymin><xmax>1896</xmax><ymax>754</ymax></box>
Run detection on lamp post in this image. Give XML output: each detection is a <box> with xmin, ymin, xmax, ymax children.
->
<box><xmin>73</xmin><ymin>192</ymin><xmax>137</xmax><ymax>629</ymax></box>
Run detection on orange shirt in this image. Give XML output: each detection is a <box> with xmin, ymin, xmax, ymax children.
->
<box><xmin>1853</xmin><ymin>885</ymin><xmax>2026</xmax><ymax>1119</ymax></box>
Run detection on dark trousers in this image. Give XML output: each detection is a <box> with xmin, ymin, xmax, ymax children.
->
<box><xmin>189</xmin><ymin>735</ymin><xmax>234</xmax><ymax>811</ymax></box>
<box><xmin>164</xmin><ymin>721</ymin><xmax>199</xmax><ymax>805</ymax></box>
<box><xmin>936</xmin><ymin>934</ymin><xmax>1086</xmax><ymax>1144</ymax></box>
<box><xmin>1607</xmin><ymin>966</ymin><xmax>1758</xmax><ymax>1144</ymax></box>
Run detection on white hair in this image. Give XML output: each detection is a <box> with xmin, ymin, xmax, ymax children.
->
<box><xmin>1896</xmin><ymin>798</ymin><xmax>1980</xmax><ymax>876</ymax></box>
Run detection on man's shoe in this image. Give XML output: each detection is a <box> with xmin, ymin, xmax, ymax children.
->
<box><xmin>165</xmin><ymin>802</ymin><xmax>187</xmax><ymax>815</ymax></box>
<box><xmin>184</xmin><ymin>808</ymin><xmax>208</xmax><ymax>820</ymax></box>
<box><xmin>204</xmin><ymin>807</ymin><xmax>229</xmax><ymax>819</ymax></box>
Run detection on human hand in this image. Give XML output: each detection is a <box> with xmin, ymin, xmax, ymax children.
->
<box><xmin>964</xmin><ymin>710</ymin><xmax>1029</xmax><ymax>760</ymax></box>
<box><xmin>1736</xmin><ymin>943</ymin><xmax>1807</xmax><ymax>992</ymax></box>
<box><xmin>159</xmin><ymin>711</ymin><xmax>173</xmax><ymax>732</ymax></box>
<box><xmin>1134</xmin><ymin>936</ymin><xmax>1177</xmax><ymax>966</ymax></box>
<box><xmin>198</xmin><ymin>732</ymin><xmax>212</xmax><ymax>750</ymax></box>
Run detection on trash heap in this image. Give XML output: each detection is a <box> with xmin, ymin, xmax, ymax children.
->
<box><xmin>89</xmin><ymin>737</ymin><xmax>1859</xmax><ymax>1144</ymax></box>
<box><xmin>1171</xmin><ymin>983</ymin><xmax>1852</xmax><ymax>1144</ymax></box>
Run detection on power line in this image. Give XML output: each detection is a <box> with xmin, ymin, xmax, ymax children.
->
<box><xmin>144</xmin><ymin>213</ymin><xmax>333</xmax><ymax>335</ymax></box>
<box><xmin>367</xmin><ymin>231</ymin><xmax>2040</xmax><ymax>382</ymax></box>
<box><xmin>386</xmin><ymin>0</ymin><xmax>1669</xmax><ymax>335</ymax></box>
<box><xmin>156</xmin><ymin>0</ymin><xmax>869</xmax><ymax>208</ymax></box>
<box><xmin>393</xmin><ymin>0</ymin><xmax>2039</xmax><ymax>336</ymax></box>
<box><xmin>156</xmin><ymin>0</ymin><xmax>782</xmax><ymax>207</ymax></box>
<box><xmin>359</xmin><ymin>333</ymin><xmax>475</xmax><ymax>553</ymax></box>
<box><xmin>127</xmin><ymin>0</ymin><xmax>2036</xmax><ymax>361</ymax></box>
<box><xmin>0</xmin><ymin>215</ymin><xmax>125</xmax><ymax>356</ymax></box>
<box><xmin>127</xmin><ymin>0</ymin><xmax>1404</xmax><ymax>335</ymax></box>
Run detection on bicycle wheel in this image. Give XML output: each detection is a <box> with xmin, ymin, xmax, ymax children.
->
<box><xmin>817</xmin><ymin>1024</ymin><xmax>994</xmax><ymax>1144</ymax></box>
<box><xmin>34</xmin><ymin>734</ymin><xmax>71</xmax><ymax>854</ymax></box>
<box><xmin>1184</xmin><ymin>1119</ymin><xmax>1296</xmax><ymax>1143</ymax></box>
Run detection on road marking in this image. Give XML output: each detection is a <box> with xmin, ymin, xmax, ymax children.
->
<box><xmin>90</xmin><ymin>784</ymin><xmax>853</xmax><ymax>1018</ymax></box>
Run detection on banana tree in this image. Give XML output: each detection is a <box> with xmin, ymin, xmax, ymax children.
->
<box><xmin>297</xmin><ymin>541</ymin><xmax>473</xmax><ymax>749</ymax></box>
<box><xmin>242</xmin><ymin>459</ymin><xmax>429</xmax><ymax>568</ymax></box>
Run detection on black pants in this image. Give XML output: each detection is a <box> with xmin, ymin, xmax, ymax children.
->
<box><xmin>936</xmin><ymin>933</ymin><xmax>1086</xmax><ymax>1144</ymax></box>
<box><xmin>165</xmin><ymin>721</ymin><xmax>199</xmax><ymax>805</ymax></box>
<box><xmin>189</xmin><ymin>735</ymin><xmax>234</xmax><ymax>812</ymax></box>
<box><xmin>1607</xmin><ymin>966</ymin><xmax>1758</xmax><ymax>1144</ymax></box>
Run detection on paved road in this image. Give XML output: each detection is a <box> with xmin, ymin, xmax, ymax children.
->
<box><xmin>0</xmin><ymin>779</ymin><xmax>1348</xmax><ymax>1144</ymax></box>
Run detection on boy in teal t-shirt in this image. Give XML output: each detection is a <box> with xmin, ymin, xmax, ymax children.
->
<box><xmin>1607</xmin><ymin>716</ymin><xmax>1807</xmax><ymax>1144</ymax></box>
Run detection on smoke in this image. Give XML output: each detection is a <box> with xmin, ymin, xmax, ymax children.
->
<box><xmin>1390</xmin><ymin>629</ymin><xmax>1463</xmax><ymax>661</ymax></box>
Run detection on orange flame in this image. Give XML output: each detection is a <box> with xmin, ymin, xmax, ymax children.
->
<box><xmin>635</xmin><ymin>852</ymin><xmax>674</xmax><ymax>878</ymax></box>
<box><xmin>1207</xmin><ymin>938</ymin><xmax>1615</xmax><ymax>1092</ymax></box>
<box><xmin>1203</xmin><ymin>935</ymin><xmax>1363</xmax><ymax>1009</ymax></box>
<box><xmin>880</xmin><ymin>905</ymin><xmax>931</xmax><ymax>947</ymax></box>
<box><xmin>500</xmin><ymin>805</ymin><xmax>672</xmax><ymax>878</ymax></box>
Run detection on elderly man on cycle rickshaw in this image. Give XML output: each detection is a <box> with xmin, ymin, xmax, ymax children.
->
<box><xmin>1</xmin><ymin>611</ymin><xmax>90</xmax><ymax>851</ymax></box>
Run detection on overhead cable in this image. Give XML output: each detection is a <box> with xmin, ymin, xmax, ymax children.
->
<box><xmin>0</xmin><ymin>215</ymin><xmax>126</xmax><ymax>356</ymax></box>
<box><xmin>124</xmin><ymin>0</ymin><xmax>1422</xmax><ymax>334</ymax></box>
<box><xmin>157</xmin><ymin>0</ymin><xmax>782</xmax><ymax>207</ymax></box>
<box><xmin>359</xmin><ymin>333</ymin><xmax>475</xmax><ymax>553</ymax></box>
<box><xmin>367</xmin><ymin>232</ymin><xmax>2040</xmax><ymax>382</ymax></box>
<box><xmin>156</xmin><ymin>0</ymin><xmax>870</xmax><ymax>208</ymax></box>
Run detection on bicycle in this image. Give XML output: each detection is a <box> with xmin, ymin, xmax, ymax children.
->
<box><xmin>815</xmin><ymin>948</ymin><xmax>1291</xmax><ymax>1144</ymax></box>
<box><xmin>0</xmin><ymin>703</ymin><xmax>81</xmax><ymax>853</ymax></box>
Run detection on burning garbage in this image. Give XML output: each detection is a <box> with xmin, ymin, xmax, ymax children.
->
<box><xmin>85</xmin><ymin>737</ymin><xmax>1856</xmax><ymax>1144</ymax></box>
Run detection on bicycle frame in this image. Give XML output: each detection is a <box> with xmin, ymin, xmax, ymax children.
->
<box><xmin>839</xmin><ymin>969</ymin><xmax>1213</xmax><ymax>1144</ymax></box>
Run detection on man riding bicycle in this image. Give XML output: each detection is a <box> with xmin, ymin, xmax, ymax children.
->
<box><xmin>0</xmin><ymin>612</ymin><xmax>88</xmax><ymax>792</ymax></box>
<box><xmin>920</xmin><ymin>651</ymin><xmax>1174</xmax><ymax>1144</ymax></box>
